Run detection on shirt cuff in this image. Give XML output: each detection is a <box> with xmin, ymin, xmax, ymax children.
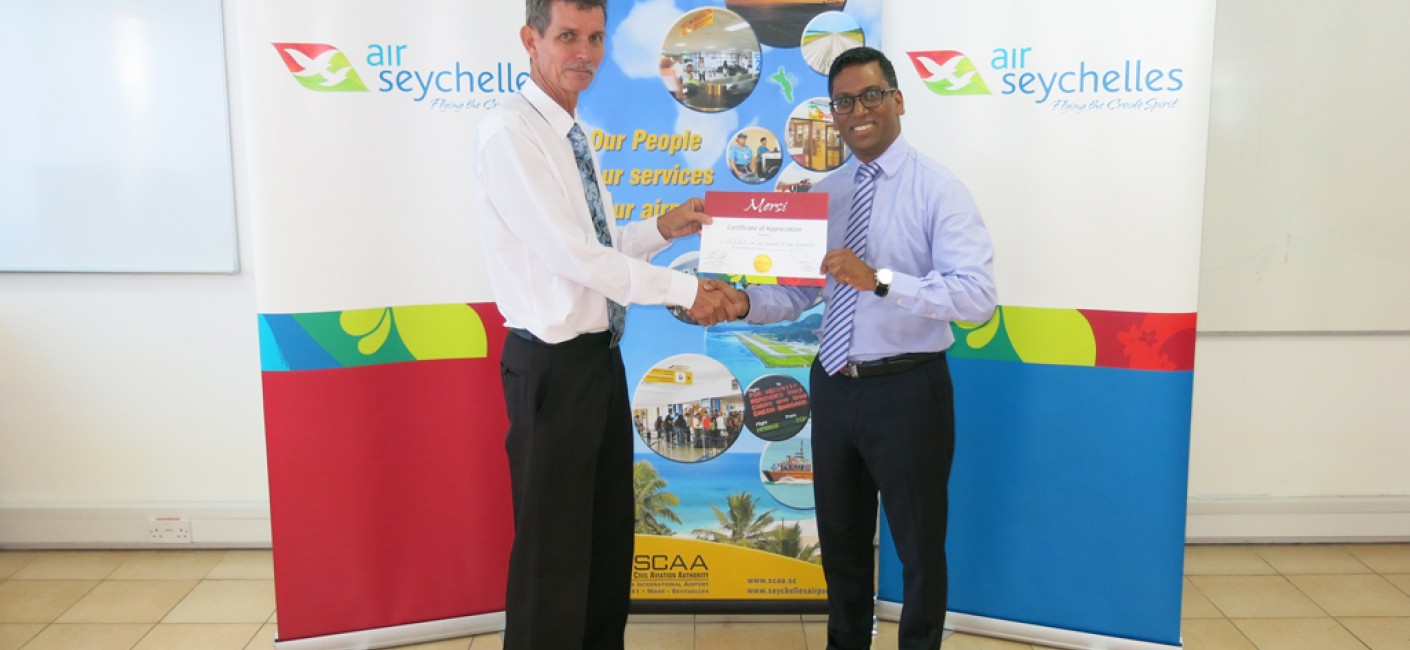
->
<box><xmin>887</xmin><ymin>271</ymin><xmax>920</xmax><ymax>306</ymax></box>
<box><xmin>667</xmin><ymin>270</ymin><xmax>699</xmax><ymax>308</ymax></box>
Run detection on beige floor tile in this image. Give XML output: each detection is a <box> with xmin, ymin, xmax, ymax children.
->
<box><xmin>468</xmin><ymin>631</ymin><xmax>504</xmax><ymax>649</ymax></box>
<box><xmin>57</xmin><ymin>579</ymin><xmax>198</xmax><ymax>623</ymax></box>
<box><xmin>243</xmin><ymin>623</ymin><xmax>278</xmax><ymax>650</ymax></box>
<box><xmin>1185</xmin><ymin>546</ymin><xmax>1278</xmax><ymax>576</ymax></box>
<box><xmin>1289</xmin><ymin>575</ymin><xmax>1410</xmax><ymax>617</ymax></box>
<box><xmin>696</xmin><ymin>622</ymin><xmax>807</xmax><ymax>649</ymax></box>
<box><xmin>1233</xmin><ymin>617</ymin><xmax>1371</xmax><ymax>650</ymax></box>
<box><xmin>0</xmin><ymin>624</ymin><xmax>44</xmax><ymax>650</ymax></box>
<box><xmin>1349</xmin><ymin>545</ymin><xmax>1410</xmax><ymax>574</ymax></box>
<box><xmin>1336</xmin><ymin>614</ymin><xmax>1410</xmax><ymax>648</ymax></box>
<box><xmin>1185</xmin><ymin>578</ymin><xmax>1225</xmax><ymax>618</ymax></box>
<box><xmin>627</xmin><ymin>614</ymin><xmax>693</xmax><ymax>624</ymax></box>
<box><xmin>163</xmin><ymin>580</ymin><xmax>276</xmax><ymax>623</ymax></box>
<box><xmin>110</xmin><ymin>550</ymin><xmax>228</xmax><ymax>580</ymax></box>
<box><xmin>943</xmin><ymin>632</ymin><xmax>1036</xmax><ymax>649</ymax></box>
<box><xmin>878</xmin><ymin>620</ymin><xmax>901</xmax><ymax>646</ymax></box>
<box><xmin>0</xmin><ymin>579</ymin><xmax>97</xmax><ymax>623</ymax></box>
<box><xmin>396</xmin><ymin>636</ymin><xmax>474</xmax><ymax>649</ymax></box>
<box><xmin>205</xmin><ymin>550</ymin><xmax>275</xmax><ymax>579</ymax></box>
<box><xmin>696</xmin><ymin>614</ymin><xmax>804</xmax><ymax>623</ymax></box>
<box><xmin>803</xmin><ymin>621</ymin><xmax>827</xmax><ymax>649</ymax></box>
<box><xmin>1339</xmin><ymin>617</ymin><xmax>1410</xmax><ymax>650</ymax></box>
<box><xmin>9</xmin><ymin>551</ymin><xmax>131</xmax><ymax>580</ymax></box>
<box><xmin>1254</xmin><ymin>545</ymin><xmax>1375</xmax><ymax>575</ymax></box>
<box><xmin>1388</xmin><ymin>575</ymin><xmax>1410</xmax><ymax>597</ymax></box>
<box><xmin>19</xmin><ymin>623</ymin><xmax>152</xmax><ymax>650</ymax></box>
<box><xmin>1178</xmin><ymin>614</ymin><xmax>1257</xmax><ymax>648</ymax></box>
<box><xmin>625</xmin><ymin>622</ymin><xmax>693</xmax><ymax>649</ymax></box>
<box><xmin>1180</xmin><ymin>618</ymin><xmax>1258</xmax><ymax>650</ymax></box>
<box><xmin>1188</xmin><ymin>575</ymin><xmax>1326</xmax><ymax>618</ymax></box>
<box><xmin>0</xmin><ymin>552</ymin><xmax>37</xmax><ymax>580</ymax></box>
<box><xmin>133</xmin><ymin>623</ymin><xmax>263</xmax><ymax>650</ymax></box>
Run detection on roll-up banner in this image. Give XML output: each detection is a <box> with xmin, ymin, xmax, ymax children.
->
<box><xmin>875</xmin><ymin>1</ymin><xmax>1215</xmax><ymax>648</ymax></box>
<box><xmin>589</xmin><ymin>0</ymin><xmax>882</xmax><ymax>612</ymax></box>
<box><xmin>234</xmin><ymin>2</ymin><xmax>524</xmax><ymax>646</ymax></box>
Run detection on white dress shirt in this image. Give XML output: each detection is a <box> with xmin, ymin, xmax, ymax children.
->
<box><xmin>474</xmin><ymin>80</ymin><xmax>699</xmax><ymax>343</ymax></box>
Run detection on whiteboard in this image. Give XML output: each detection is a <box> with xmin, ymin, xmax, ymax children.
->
<box><xmin>1198</xmin><ymin>0</ymin><xmax>1410</xmax><ymax>332</ymax></box>
<box><xmin>0</xmin><ymin>0</ymin><xmax>237</xmax><ymax>273</ymax></box>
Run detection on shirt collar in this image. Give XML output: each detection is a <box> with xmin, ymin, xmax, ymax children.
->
<box><xmin>522</xmin><ymin>77</ymin><xmax>578</xmax><ymax>138</ymax></box>
<box><xmin>866</xmin><ymin>135</ymin><xmax>910</xmax><ymax>179</ymax></box>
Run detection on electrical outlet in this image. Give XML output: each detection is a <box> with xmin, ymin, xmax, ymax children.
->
<box><xmin>148</xmin><ymin>518</ymin><xmax>193</xmax><ymax>544</ymax></box>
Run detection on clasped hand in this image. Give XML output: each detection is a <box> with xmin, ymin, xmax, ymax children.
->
<box><xmin>685</xmin><ymin>278</ymin><xmax>749</xmax><ymax>326</ymax></box>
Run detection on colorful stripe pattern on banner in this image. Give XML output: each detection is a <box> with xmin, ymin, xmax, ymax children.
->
<box><xmin>951</xmin><ymin>306</ymin><xmax>1196</xmax><ymax>371</ymax></box>
<box><xmin>258</xmin><ymin>303</ymin><xmax>490</xmax><ymax>372</ymax></box>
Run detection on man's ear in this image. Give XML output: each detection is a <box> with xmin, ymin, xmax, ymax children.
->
<box><xmin>520</xmin><ymin>24</ymin><xmax>537</xmax><ymax>61</ymax></box>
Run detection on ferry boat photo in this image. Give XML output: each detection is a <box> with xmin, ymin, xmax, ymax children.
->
<box><xmin>761</xmin><ymin>440</ymin><xmax>813</xmax><ymax>483</ymax></box>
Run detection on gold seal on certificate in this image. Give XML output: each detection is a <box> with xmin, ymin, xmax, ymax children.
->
<box><xmin>699</xmin><ymin>191</ymin><xmax>829</xmax><ymax>286</ymax></box>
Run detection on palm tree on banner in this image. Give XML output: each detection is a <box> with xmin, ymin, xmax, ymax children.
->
<box><xmin>634</xmin><ymin>461</ymin><xmax>682</xmax><ymax>535</ymax></box>
<box><xmin>693</xmin><ymin>491</ymin><xmax>776</xmax><ymax>547</ymax></box>
<box><xmin>756</xmin><ymin>519</ymin><xmax>820</xmax><ymax>562</ymax></box>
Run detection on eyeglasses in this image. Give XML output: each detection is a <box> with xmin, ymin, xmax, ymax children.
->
<box><xmin>829</xmin><ymin>88</ymin><xmax>898</xmax><ymax>114</ymax></box>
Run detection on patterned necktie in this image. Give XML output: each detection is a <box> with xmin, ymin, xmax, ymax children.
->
<box><xmin>818</xmin><ymin>161</ymin><xmax>881</xmax><ymax>375</ymax></box>
<box><xmin>567</xmin><ymin>123</ymin><xmax>626</xmax><ymax>347</ymax></box>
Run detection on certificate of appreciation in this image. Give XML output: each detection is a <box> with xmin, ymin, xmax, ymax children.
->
<box><xmin>698</xmin><ymin>191</ymin><xmax>829</xmax><ymax>286</ymax></box>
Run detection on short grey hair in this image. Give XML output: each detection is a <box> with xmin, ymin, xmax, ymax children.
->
<box><xmin>527</xmin><ymin>0</ymin><xmax>608</xmax><ymax>34</ymax></box>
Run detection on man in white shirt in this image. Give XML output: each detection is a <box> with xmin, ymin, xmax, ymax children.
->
<box><xmin>472</xmin><ymin>1</ymin><xmax>737</xmax><ymax>648</ymax></box>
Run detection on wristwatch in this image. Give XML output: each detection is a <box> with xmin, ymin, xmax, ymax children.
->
<box><xmin>873</xmin><ymin>268</ymin><xmax>893</xmax><ymax>297</ymax></box>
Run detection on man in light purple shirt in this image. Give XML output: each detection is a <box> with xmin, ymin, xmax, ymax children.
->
<box><xmin>723</xmin><ymin>47</ymin><xmax>996</xmax><ymax>649</ymax></box>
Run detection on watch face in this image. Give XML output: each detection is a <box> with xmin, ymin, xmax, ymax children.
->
<box><xmin>876</xmin><ymin>268</ymin><xmax>893</xmax><ymax>285</ymax></box>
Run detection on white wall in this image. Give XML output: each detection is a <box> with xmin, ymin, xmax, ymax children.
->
<box><xmin>0</xmin><ymin>0</ymin><xmax>268</xmax><ymax>547</ymax></box>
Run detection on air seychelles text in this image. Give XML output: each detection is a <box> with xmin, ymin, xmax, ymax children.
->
<box><xmin>991</xmin><ymin>47</ymin><xmax>1185</xmax><ymax>105</ymax></box>
<box><xmin>365</xmin><ymin>44</ymin><xmax>528</xmax><ymax>102</ymax></box>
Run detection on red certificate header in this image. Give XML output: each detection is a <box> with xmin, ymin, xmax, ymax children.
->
<box><xmin>704</xmin><ymin>191</ymin><xmax>828</xmax><ymax>220</ymax></box>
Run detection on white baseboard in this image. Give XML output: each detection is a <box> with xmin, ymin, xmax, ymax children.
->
<box><xmin>0</xmin><ymin>504</ymin><xmax>271</xmax><ymax>549</ymax></box>
<box><xmin>1186</xmin><ymin>496</ymin><xmax>1410</xmax><ymax>543</ymax></box>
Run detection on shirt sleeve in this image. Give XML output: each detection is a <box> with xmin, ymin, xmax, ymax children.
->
<box><xmin>742</xmin><ymin>284</ymin><xmax>822</xmax><ymax>325</ymax></box>
<box><xmin>477</xmin><ymin>120</ymin><xmax>698</xmax><ymax>309</ymax></box>
<box><xmin>885</xmin><ymin>179</ymin><xmax>997</xmax><ymax>324</ymax></box>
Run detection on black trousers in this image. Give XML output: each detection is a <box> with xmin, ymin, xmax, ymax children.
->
<box><xmin>810</xmin><ymin>355</ymin><xmax>955</xmax><ymax>650</ymax></box>
<box><xmin>500</xmin><ymin>333</ymin><xmax>634</xmax><ymax>650</ymax></box>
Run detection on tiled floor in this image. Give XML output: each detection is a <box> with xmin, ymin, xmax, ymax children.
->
<box><xmin>0</xmin><ymin>544</ymin><xmax>1407</xmax><ymax>649</ymax></box>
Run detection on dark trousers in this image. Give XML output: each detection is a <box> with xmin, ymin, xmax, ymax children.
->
<box><xmin>500</xmin><ymin>333</ymin><xmax>634</xmax><ymax>650</ymax></box>
<box><xmin>810</xmin><ymin>355</ymin><xmax>955</xmax><ymax>650</ymax></box>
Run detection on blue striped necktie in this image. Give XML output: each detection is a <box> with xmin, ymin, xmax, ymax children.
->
<box><xmin>567</xmin><ymin>123</ymin><xmax>626</xmax><ymax>347</ymax></box>
<box><xmin>818</xmin><ymin>161</ymin><xmax>881</xmax><ymax>375</ymax></box>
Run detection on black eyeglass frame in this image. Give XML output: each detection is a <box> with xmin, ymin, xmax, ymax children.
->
<box><xmin>829</xmin><ymin>88</ymin><xmax>899</xmax><ymax>114</ymax></box>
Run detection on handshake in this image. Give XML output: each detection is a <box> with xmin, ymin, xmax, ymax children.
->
<box><xmin>685</xmin><ymin>278</ymin><xmax>750</xmax><ymax>326</ymax></box>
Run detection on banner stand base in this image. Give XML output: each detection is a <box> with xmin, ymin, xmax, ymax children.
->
<box><xmin>272</xmin><ymin>612</ymin><xmax>503</xmax><ymax>650</ymax></box>
<box><xmin>875</xmin><ymin>601</ymin><xmax>1181</xmax><ymax>650</ymax></box>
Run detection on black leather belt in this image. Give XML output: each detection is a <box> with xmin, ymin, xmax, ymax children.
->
<box><xmin>838</xmin><ymin>351</ymin><xmax>944</xmax><ymax>378</ymax></box>
<box><xmin>509</xmin><ymin>328</ymin><xmax>613</xmax><ymax>350</ymax></box>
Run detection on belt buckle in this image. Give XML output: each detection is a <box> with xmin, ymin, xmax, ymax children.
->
<box><xmin>840</xmin><ymin>363</ymin><xmax>861</xmax><ymax>378</ymax></box>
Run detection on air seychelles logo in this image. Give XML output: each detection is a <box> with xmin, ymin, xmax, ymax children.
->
<box><xmin>272</xmin><ymin>41</ymin><xmax>529</xmax><ymax>111</ymax></box>
<box><xmin>907</xmin><ymin>51</ymin><xmax>991</xmax><ymax>95</ymax></box>
<box><xmin>907</xmin><ymin>46</ymin><xmax>1187</xmax><ymax>113</ymax></box>
<box><xmin>273</xmin><ymin>43</ymin><xmax>369</xmax><ymax>92</ymax></box>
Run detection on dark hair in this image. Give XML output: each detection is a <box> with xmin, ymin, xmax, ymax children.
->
<box><xmin>827</xmin><ymin>46</ymin><xmax>898</xmax><ymax>96</ymax></box>
<box><xmin>527</xmin><ymin>0</ymin><xmax>607</xmax><ymax>35</ymax></box>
